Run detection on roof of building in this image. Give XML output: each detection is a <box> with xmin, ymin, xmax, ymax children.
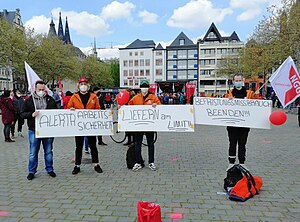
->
<box><xmin>0</xmin><ymin>9</ymin><xmax>23</xmax><ymax>26</ymax></box>
<box><xmin>64</xmin><ymin>17</ymin><xmax>72</xmax><ymax>44</ymax></box>
<box><xmin>122</xmin><ymin>39</ymin><xmax>156</xmax><ymax>49</ymax></box>
<box><xmin>169</xmin><ymin>32</ymin><xmax>195</xmax><ymax>47</ymax></box>
<box><xmin>48</xmin><ymin>18</ymin><xmax>57</xmax><ymax>38</ymax></box>
<box><xmin>155</xmin><ymin>43</ymin><xmax>164</xmax><ymax>50</ymax></box>
<box><xmin>57</xmin><ymin>12</ymin><xmax>64</xmax><ymax>41</ymax></box>
<box><xmin>200</xmin><ymin>22</ymin><xmax>241</xmax><ymax>43</ymax></box>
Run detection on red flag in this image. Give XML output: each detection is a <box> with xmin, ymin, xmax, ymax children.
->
<box><xmin>57</xmin><ymin>75</ymin><xmax>64</xmax><ymax>99</ymax></box>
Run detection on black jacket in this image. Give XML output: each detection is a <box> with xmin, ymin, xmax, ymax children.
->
<box><xmin>20</xmin><ymin>95</ymin><xmax>57</xmax><ymax>131</ymax></box>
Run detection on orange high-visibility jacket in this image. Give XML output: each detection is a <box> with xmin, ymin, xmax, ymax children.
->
<box><xmin>128</xmin><ymin>93</ymin><xmax>161</xmax><ymax>105</ymax></box>
<box><xmin>67</xmin><ymin>92</ymin><xmax>100</xmax><ymax>109</ymax></box>
<box><xmin>224</xmin><ymin>89</ymin><xmax>259</xmax><ymax>99</ymax></box>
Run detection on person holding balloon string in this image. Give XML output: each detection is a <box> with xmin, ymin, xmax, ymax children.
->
<box><xmin>224</xmin><ymin>74</ymin><xmax>259</xmax><ymax>171</ymax></box>
<box><xmin>119</xmin><ymin>80</ymin><xmax>161</xmax><ymax>171</ymax></box>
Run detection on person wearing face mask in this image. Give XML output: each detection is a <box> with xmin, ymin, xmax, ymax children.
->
<box><xmin>224</xmin><ymin>74</ymin><xmax>258</xmax><ymax>171</ymax></box>
<box><xmin>53</xmin><ymin>89</ymin><xmax>63</xmax><ymax>109</ymax></box>
<box><xmin>128</xmin><ymin>80</ymin><xmax>161</xmax><ymax>171</ymax></box>
<box><xmin>67</xmin><ymin>78</ymin><xmax>103</xmax><ymax>175</ymax></box>
<box><xmin>11</xmin><ymin>90</ymin><xmax>25</xmax><ymax>138</ymax></box>
<box><xmin>20</xmin><ymin>80</ymin><xmax>58</xmax><ymax>180</ymax></box>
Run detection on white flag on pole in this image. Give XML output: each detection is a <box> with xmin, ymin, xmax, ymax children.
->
<box><xmin>24</xmin><ymin>61</ymin><xmax>53</xmax><ymax>96</ymax></box>
<box><xmin>269</xmin><ymin>56</ymin><xmax>300</xmax><ymax>108</ymax></box>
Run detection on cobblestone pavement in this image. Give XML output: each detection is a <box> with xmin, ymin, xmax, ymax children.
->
<box><xmin>0</xmin><ymin>110</ymin><xmax>299</xmax><ymax>221</ymax></box>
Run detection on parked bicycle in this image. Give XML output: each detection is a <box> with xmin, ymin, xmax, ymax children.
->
<box><xmin>110</xmin><ymin>121</ymin><xmax>157</xmax><ymax>146</ymax></box>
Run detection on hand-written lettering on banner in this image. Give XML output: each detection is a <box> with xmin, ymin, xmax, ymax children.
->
<box><xmin>120</xmin><ymin>108</ymin><xmax>193</xmax><ymax>131</ymax></box>
<box><xmin>194</xmin><ymin>97</ymin><xmax>271</xmax><ymax>107</ymax></box>
<box><xmin>39</xmin><ymin>110</ymin><xmax>113</xmax><ymax>131</ymax></box>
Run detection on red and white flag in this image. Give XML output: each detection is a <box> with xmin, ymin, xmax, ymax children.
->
<box><xmin>269</xmin><ymin>56</ymin><xmax>300</xmax><ymax>108</ymax></box>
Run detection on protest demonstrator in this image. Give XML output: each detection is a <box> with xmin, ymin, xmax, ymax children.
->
<box><xmin>0</xmin><ymin>90</ymin><xmax>16</xmax><ymax>142</ymax></box>
<box><xmin>67</xmin><ymin>77</ymin><xmax>103</xmax><ymax>175</ymax></box>
<box><xmin>20</xmin><ymin>80</ymin><xmax>58</xmax><ymax>180</ymax></box>
<box><xmin>224</xmin><ymin>74</ymin><xmax>258</xmax><ymax>171</ymax></box>
<box><xmin>94</xmin><ymin>87</ymin><xmax>107</xmax><ymax>146</ymax></box>
<box><xmin>123</xmin><ymin>88</ymin><xmax>135</xmax><ymax>147</ymax></box>
<box><xmin>128</xmin><ymin>80</ymin><xmax>161</xmax><ymax>172</ymax></box>
<box><xmin>11</xmin><ymin>89</ymin><xmax>25</xmax><ymax>138</ymax></box>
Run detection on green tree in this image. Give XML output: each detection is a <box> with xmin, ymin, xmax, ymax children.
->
<box><xmin>27</xmin><ymin>36</ymin><xmax>80</xmax><ymax>88</ymax></box>
<box><xmin>109</xmin><ymin>59</ymin><xmax>120</xmax><ymax>87</ymax></box>
<box><xmin>81</xmin><ymin>56</ymin><xmax>113</xmax><ymax>87</ymax></box>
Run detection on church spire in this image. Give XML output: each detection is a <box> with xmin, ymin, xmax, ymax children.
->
<box><xmin>93</xmin><ymin>37</ymin><xmax>98</xmax><ymax>58</ymax></box>
<box><xmin>47</xmin><ymin>17</ymin><xmax>57</xmax><ymax>38</ymax></box>
<box><xmin>64</xmin><ymin>16</ymin><xmax>72</xmax><ymax>44</ymax></box>
<box><xmin>57</xmin><ymin>12</ymin><xmax>64</xmax><ymax>41</ymax></box>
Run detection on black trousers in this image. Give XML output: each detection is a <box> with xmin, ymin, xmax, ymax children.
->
<box><xmin>11</xmin><ymin>116</ymin><xmax>24</xmax><ymax>135</ymax></box>
<box><xmin>75</xmin><ymin>136</ymin><xmax>99</xmax><ymax>165</ymax></box>
<box><xmin>134</xmin><ymin>132</ymin><xmax>155</xmax><ymax>164</ymax></box>
<box><xmin>125</xmin><ymin>132</ymin><xmax>134</xmax><ymax>143</ymax></box>
<box><xmin>4</xmin><ymin>124</ymin><xmax>12</xmax><ymax>140</ymax></box>
<box><xmin>227</xmin><ymin>126</ymin><xmax>250</xmax><ymax>164</ymax></box>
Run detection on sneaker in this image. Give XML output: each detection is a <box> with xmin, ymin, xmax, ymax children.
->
<box><xmin>18</xmin><ymin>132</ymin><xmax>24</xmax><ymax>138</ymax></box>
<box><xmin>27</xmin><ymin>173</ymin><xmax>34</xmax><ymax>180</ymax></box>
<box><xmin>11</xmin><ymin>135</ymin><xmax>15</xmax><ymax>139</ymax></box>
<box><xmin>240</xmin><ymin>164</ymin><xmax>249</xmax><ymax>171</ymax></box>
<box><xmin>98</xmin><ymin>142</ymin><xmax>107</xmax><ymax>146</ymax></box>
<box><xmin>148</xmin><ymin>163</ymin><xmax>157</xmax><ymax>171</ymax></box>
<box><xmin>48</xmin><ymin>171</ymin><xmax>56</xmax><ymax>177</ymax></box>
<box><xmin>72</xmin><ymin>166</ymin><xmax>80</xmax><ymax>175</ymax></box>
<box><xmin>94</xmin><ymin>164</ymin><xmax>103</xmax><ymax>173</ymax></box>
<box><xmin>226</xmin><ymin>163</ymin><xmax>235</xmax><ymax>171</ymax></box>
<box><xmin>132</xmin><ymin>163</ymin><xmax>142</xmax><ymax>172</ymax></box>
<box><xmin>5</xmin><ymin>138</ymin><xmax>15</xmax><ymax>142</ymax></box>
<box><xmin>85</xmin><ymin>150</ymin><xmax>90</xmax><ymax>154</ymax></box>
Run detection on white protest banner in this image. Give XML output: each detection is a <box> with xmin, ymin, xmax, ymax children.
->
<box><xmin>193</xmin><ymin>97</ymin><xmax>272</xmax><ymax>129</ymax></box>
<box><xmin>118</xmin><ymin>105</ymin><xmax>194</xmax><ymax>132</ymax></box>
<box><xmin>35</xmin><ymin>109</ymin><xmax>114</xmax><ymax>138</ymax></box>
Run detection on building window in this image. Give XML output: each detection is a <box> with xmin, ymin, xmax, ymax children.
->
<box><xmin>124</xmin><ymin>80</ymin><xmax>128</xmax><ymax>86</ymax></box>
<box><xmin>129</xmin><ymin>60</ymin><xmax>133</xmax><ymax>67</ymax></box>
<box><xmin>129</xmin><ymin>70</ymin><xmax>133</xmax><ymax>76</ymax></box>
<box><xmin>188</xmin><ymin>50</ymin><xmax>197</xmax><ymax>58</ymax></box>
<box><xmin>168</xmin><ymin>61</ymin><xmax>176</xmax><ymax>69</ymax></box>
<box><xmin>145</xmin><ymin>59</ymin><xmax>150</xmax><ymax>66</ymax></box>
<box><xmin>123</xmin><ymin>60</ymin><xmax>128</xmax><ymax>67</ymax></box>
<box><xmin>135</xmin><ymin>80</ymin><xmax>139</xmax><ymax>86</ymax></box>
<box><xmin>134</xmin><ymin>60</ymin><xmax>139</xmax><ymax>66</ymax></box>
<box><xmin>179</xmin><ymin>39</ymin><xmax>185</xmax><ymax>45</ymax></box>
<box><xmin>129</xmin><ymin>80</ymin><xmax>133</xmax><ymax>86</ymax></box>
<box><xmin>140</xmin><ymin>70</ymin><xmax>144</xmax><ymax>76</ymax></box>
<box><xmin>140</xmin><ymin>51</ymin><xmax>144</xmax><ymax>56</ymax></box>
<box><xmin>156</xmin><ymin>51</ymin><xmax>162</xmax><ymax>56</ymax></box>
<box><xmin>140</xmin><ymin>59</ymin><xmax>144</xmax><ymax>66</ymax></box>
<box><xmin>207</xmin><ymin>32</ymin><xmax>217</xmax><ymax>38</ymax></box>
<box><xmin>134</xmin><ymin>70</ymin><xmax>139</xmax><ymax>76</ymax></box>
<box><xmin>188</xmin><ymin>70</ymin><xmax>197</xmax><ymax>79</ymax></box>
<box><xmin>178</xmin><ymin>70</ymin><xmax>187</xmax><ymax>79</ymax></box>
<box><xmin>188</xmin><ymin>60</ymin><xmax>197</xmax><ymax>69</ymax></box>
<box><xmin>217</xmin><ymin>48</ymin><xmax>227</xmax><ymax>54</ymax></box>
<box><xmin>129</xmin><ymin>52</ymin><xmax>132</xmax><ymax>56</ymax></box>
<box><xmin>168</xmin><ymin>51</ymin><xmax>177</xmax><ymax>59</ymax></box>
<box><xmin>178</xmin><ymin>60</ymin><xmax>187</xmax><ymax>69</ymax></box>
<box><xmin>123</xmin><ymin>70</ymin><xmax>128</xmax><ymax>76</ymax></box>
<box><xmin>178</xmin><ymin>50</ymin><xmax>187</xmax><ymax>59</ymax></box>
<box><xmin>135</xmin><ymin>52</ymin><xmax>138</xmax><ymax>56</ymax></box>
<box><xmin>200</xmin><ymin>49</ymin><xmax>215</xmax><ymax>55</ymax></box>
<box><xmin>155</xmin><ymin>59</ymin><xmax>163</xmax><ymax>66</ymax></box>
<box><xmin>200</xmin><ymin>70</ymin><xmax>213</xmax><ymax>75</ymax></box>
<box><xmin>168</xmin><ymin>71</ymin><xmax>176</xmax><ymax>80</ymax></box>
<box><xmin>200</xmin><ymin>59</ymin><xmax>215</xmax><ymax>66</ymax></box>
<box><xmin>145</xmin><ymin>70</ymin><xmax>150</xmax><ymax>76</ymax></box>
<box><xmin>155</xmin><ymin>69</ymin><xmax>162</xmax><ymax>75</ymax></box>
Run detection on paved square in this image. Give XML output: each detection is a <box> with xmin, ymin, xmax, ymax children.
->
<box><xmin>0</xmin><ymin>111</ymin><xmax>299</xmax><ymax>221</ymax></box>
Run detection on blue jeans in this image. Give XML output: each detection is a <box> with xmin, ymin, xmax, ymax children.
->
<box><xmin>28</xmin><ymin>130</ymin><xmax>54</xmax><ymax>174</ymax></box>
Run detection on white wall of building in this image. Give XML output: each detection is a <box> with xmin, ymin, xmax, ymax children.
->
<box><xmin>153</xmin><ymin>49</ymin><xmax>166</xmax><ymax>83</ymax></box>
<box><xmin>198</xmin><ymin>41</ymin><xmax>244</xmax><ymax>95</ymax></box>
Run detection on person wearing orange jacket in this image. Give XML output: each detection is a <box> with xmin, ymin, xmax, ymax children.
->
<box><xmin>128</xmin><ymin>80</ymin><xmax>161</xmax><ymax>171</ymax></box>
<box><xmin>224</xmin><ymin>74</ymin><xmax>257</xmax><ymax>171</ymax></box>
<box><xmin>67</xmin><ymin>78</ymin><xmax>103</xmax><ymax>175</ymax></box>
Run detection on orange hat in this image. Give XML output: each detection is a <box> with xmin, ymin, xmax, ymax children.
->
<box><xmin>78</xmin><ymin>78</ymin><xmax>88</xmax><ymax>83</ymax></box>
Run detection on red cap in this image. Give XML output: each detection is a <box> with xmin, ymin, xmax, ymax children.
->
<box><xmin>78</xmin><ymin>78</ymin><xmax>88</xmax><ymax>83</ymax></box>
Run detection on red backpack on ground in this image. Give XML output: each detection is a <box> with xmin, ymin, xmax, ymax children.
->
<box><xmin>137</xmin><ymin>201</ymin><xmax>162</xmax><ymax>222</ymax></box>
<box><xmin>227</xmin><ymin>165</ymin><xmax>263</xmax><ymax>202</ymax></box>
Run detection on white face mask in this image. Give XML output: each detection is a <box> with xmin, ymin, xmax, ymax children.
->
<box><xmin>36</xmin><ymin>90</ymin><xmax>45</xmax><ymax>97</ymax></box>
<box><xmin>141</xmin><ymin>88</ymin><xmax>148</xmax><ymax>95</ymax></box>
<box><xmin>79</xmin><ymin>85</ymin><xmax>88</xmax><ymax>92</ymax></box>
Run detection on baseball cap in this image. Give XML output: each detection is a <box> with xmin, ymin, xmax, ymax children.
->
<box><xmin>140</xmin><ymin>80</ymin><xmax>149</xmax><ymax>88</ymax></box>
<box><xmin>78</xmin><ymin>77</ymin><xmax>88</xmax><ymax>83</ymax></box>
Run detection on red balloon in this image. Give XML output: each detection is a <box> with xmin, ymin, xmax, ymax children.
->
<box><xmin>269</xmin><ymin>110</ymin><xmax>287</xmax><ymax>125</ymax></box>
<box><xmin>117</xmin><ymin>90</ymin><xmax>130</xmax><ymax>106</ymax></box>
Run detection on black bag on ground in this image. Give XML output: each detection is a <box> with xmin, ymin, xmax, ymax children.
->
<box><xmin>224</xmin><ymin>164</ymin><xmax>244</xmax><ymax>191</ymax></box>
<box><xmin>126</xmin><ymin>146</ymin><xmax>145</xmax><ymax>169</ymax></box>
